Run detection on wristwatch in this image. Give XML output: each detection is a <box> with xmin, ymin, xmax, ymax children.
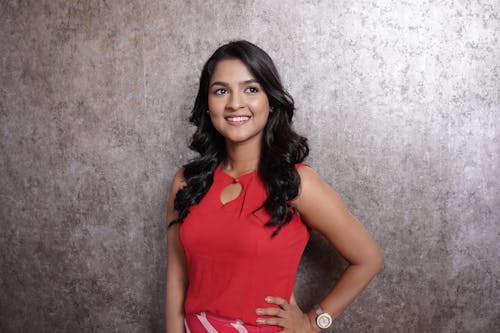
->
<box><xmin>314</xmin><ymin>304</ymin><xmax>333</xmax><ymax>329</ymax></box>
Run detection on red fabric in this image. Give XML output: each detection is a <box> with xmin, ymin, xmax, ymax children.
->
<box><xmin>179</xmin><ymin>163</ymin><xmax>311</xmax><ymax>326</ymax></box>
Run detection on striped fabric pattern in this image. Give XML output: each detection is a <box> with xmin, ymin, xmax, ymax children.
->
<box><xmin>185</xmin><ymin>312</ymin><xmax>280</xmax><ymax>333</ymax></box>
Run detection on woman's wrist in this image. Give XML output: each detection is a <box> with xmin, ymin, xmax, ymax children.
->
<box><xmin>305</xmin><ymin>310</ymin><xmax>323</xmax><ymax>332</ymax></box>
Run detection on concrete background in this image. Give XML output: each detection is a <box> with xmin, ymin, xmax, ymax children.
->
<box><xmin>1</xmin><ymin>0</ymin><xmax>498</xmax><ymax>332</ymax></box>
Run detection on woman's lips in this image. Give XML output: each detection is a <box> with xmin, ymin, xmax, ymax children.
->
<box><xmin>225</xmin><ymin>116</ymin><xmax>251</xmax><ymax>126</ymax></box>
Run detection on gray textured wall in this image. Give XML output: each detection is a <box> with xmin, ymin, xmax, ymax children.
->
<box><xmin>1</xmin><ymin>1</ymin><xmax>498</xmax><ymax>332</ymax></box>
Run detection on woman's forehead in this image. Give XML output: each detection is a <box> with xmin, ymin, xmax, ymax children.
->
<box><xmin>210</xmin><ymin>59</ymin><xmax>256</xmax><ymax>84</ymax></box>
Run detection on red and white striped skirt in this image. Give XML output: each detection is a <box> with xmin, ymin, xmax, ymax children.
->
<box><xmin>185</xmin><ymin>312</ymin><xmax>281</xmax><ymax>333</ymax></box>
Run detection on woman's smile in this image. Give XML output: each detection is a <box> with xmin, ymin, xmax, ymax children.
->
<box><xmin>225</xmin><ymin>115</ymin><xmax>252</xmax><ymax>126</ymax></box>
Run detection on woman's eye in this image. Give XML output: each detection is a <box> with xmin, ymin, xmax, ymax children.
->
<box><xmin>246</xmin><ymin>86</ymin><xmax>259</xmax><ymax>94</ymax></box>
<box><xmin>214</xmin><ymin>88</ymin><xmax>227</xmax><ymax>95</ymax></box>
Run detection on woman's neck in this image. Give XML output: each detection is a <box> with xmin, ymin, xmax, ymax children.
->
<box><xmin>223</xmin><ymin>139</ymin><xmax>261</xmax><ymax>175</ymax></box>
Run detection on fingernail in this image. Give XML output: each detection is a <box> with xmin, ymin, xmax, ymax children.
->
<box><xmin>256</xmin><ymin>318</ymin><xmax>265</xmax><ymax>324</ymax></box>
<box><xmin>256</xmin><ymin>308</ymin><xmax>263</xmax><ymax>315</ymax></box>
<box><xmin>265</xmin><ymin>296</ymin><xmax>272</xmax><ymax>302</ymax></box>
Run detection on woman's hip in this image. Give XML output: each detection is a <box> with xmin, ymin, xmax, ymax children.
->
<box><xmin>185</xmin><ymin>311</ymin><xmax>280</xmax><ymax>333</ymax></box>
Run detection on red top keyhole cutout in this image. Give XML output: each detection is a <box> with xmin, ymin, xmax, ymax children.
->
<box><xmin>220</xmin><ymin>181</ymin><xmax>243</xmax><ymax>205</ymax></box>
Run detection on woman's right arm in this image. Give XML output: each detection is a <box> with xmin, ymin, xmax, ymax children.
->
<box><xmin>165</xmin><ymin>169</ymin><xmax>188</xmax><ymax>333</ymax></box>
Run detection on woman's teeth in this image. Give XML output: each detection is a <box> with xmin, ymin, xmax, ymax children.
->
<box><xmin>227</xmin><ymin>116</ymin><xmax>250</xmax><ymax>122</ymax></box>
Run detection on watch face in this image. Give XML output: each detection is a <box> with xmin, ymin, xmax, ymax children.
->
<box><xmin>317</xmin><ymin>313</ymin><xmax>332</xmax><ymax>329</ymax></box>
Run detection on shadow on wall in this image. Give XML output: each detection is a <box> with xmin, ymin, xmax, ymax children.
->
<box><xmin>295</xmin><ymin>231</ymin><xmax>348</xmax><ymax>311</ymax></box>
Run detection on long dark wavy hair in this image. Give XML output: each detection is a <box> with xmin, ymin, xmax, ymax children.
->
<box><xmin>170</xmin><ymin>40</ymin><xmax>309</xmax><ymax>236</ymax></box>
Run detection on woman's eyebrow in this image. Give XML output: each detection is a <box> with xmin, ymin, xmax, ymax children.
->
<box><xmin>210</xmin><ymin>79</ymin><xmax>259</xmax><ymax>87</ymax></box>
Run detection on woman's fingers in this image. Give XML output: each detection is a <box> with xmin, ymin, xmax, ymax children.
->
<box><xmin>256</xmin><ymin>307</ymin><xmax>285</xmax><ymax>317</ymax></box>
<box><xmin>256</xmin><ymin>316</ymin><xmax>285</xmax><ymax>326</ymax></box>
<box><xmin>257</xmin><ymin>296</ymin><xmax>313</xmax><ymax>332</ymax></box>
<box><xmin>265</xmin><ymin>296</ymin><xmax>290</xmax><ymax>309</ymax></box>
<box><xmin>256</xmin><ymin>296</ymin><xmax>296</xmax><ymax>326</ymax></box>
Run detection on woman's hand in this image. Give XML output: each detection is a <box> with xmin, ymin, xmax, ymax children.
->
<box><xmin>256</xmin><ymin>296</ymin><xmax>320</xmax><ymax>333</ymax></box>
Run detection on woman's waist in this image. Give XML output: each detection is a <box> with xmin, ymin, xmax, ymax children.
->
<box><xmin>184</xmin><ymin>288</ymin><xmax>292</xmax><ymax>328</ymax></box>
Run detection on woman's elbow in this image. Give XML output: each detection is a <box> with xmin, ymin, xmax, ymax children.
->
<box><xmin>371</xmin><ymin>248</ymin><xmax>384</xmax><ymax>273</ymax></box>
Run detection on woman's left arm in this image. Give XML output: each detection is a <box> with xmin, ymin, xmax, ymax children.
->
<box><xmin>256</xmin><ymin>165</ymin><xmax>384</xmax><ymax>332</ymax></box>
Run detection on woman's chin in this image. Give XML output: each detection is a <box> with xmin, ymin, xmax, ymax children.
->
<box><xmin>224</xmin><ymin>132</ymin><xmax>263</xmax><ymax>145</ymax></box>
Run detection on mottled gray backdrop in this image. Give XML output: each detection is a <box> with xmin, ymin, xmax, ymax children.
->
<box><xmin>1</xmin><ymin>1</ymin><xmax>498</xmax><ymax>332</ymax></box>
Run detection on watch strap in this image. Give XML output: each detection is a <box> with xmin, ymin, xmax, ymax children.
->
<box><xmin>314</xmin><ymin>304</ymin><xmax>325</xmax><ymax>315</ymax></box>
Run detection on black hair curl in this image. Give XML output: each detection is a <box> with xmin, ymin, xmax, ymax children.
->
<box><xmin>170</xmin><ymin>40</ymin><xmax>309</xmax><ymax>236</ymax></box>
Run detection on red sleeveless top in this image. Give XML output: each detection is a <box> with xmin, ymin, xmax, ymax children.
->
<box><xmin>179</xmin><ymin>163</ymin><xmax>311</xmax><ymax>325</ymax></box>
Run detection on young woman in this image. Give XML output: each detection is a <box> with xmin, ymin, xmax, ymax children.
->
<box><xmin>165</xmin><ymin>40</ymin><xmax>383</xmax><ymax>333</ymax></box>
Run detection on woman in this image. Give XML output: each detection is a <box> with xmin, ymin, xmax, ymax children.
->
<box><xmin>166</xmin><ymin>40</ymin><xmax>383</xmax><ymax>333</ymax></box>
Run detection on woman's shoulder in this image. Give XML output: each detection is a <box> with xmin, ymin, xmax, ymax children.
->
<box><xmin>294</xmin><ymin>162</ymin><xmax>326</xmax><ymax>197</ymax></box>
<box><xmin>170</xmin><ymin>167</ymin><xmax>187</xmax><ymax>194</ymax></box>
<box><xmin>166</xmin><ymin>167</ymin><xmax>188</xmax><ymax>224</ymax></box>
<box><xmin>294</xmin><ymin>162</ymin><xmax>312</xmax><ymax>170</ymax></box>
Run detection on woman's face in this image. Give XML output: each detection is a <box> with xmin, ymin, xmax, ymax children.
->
<box><xmin>207</xmin><ymin>58</ymin><xmax>271</xmax><ymax>145</ymax></box>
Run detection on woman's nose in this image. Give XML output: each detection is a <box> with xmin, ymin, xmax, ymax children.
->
<box><xmin>227</xmin><ymin>92</ymin><xmax>243</xmax><ymax>110</ymax></box>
